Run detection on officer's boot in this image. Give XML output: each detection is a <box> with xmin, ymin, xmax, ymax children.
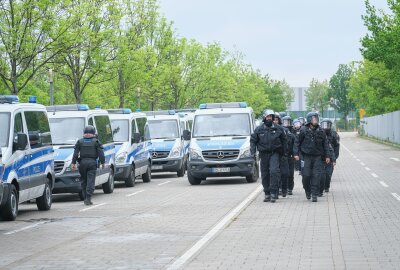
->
<box><xmin>84</xmin><ymin>196</ymin><xmax>93</xmax><ymax>206</ymax></box>
<box><xmin>312</xmin><ymin>196</ymin><xmax>318</xmax><ymax>202</ymax></box>
<box><xmin>288</xmin><ymin>190</ymin><xmax>293</xmax><ymax>195</ymax></box>
<box><xmin>264</xmin><ymin>194</ymin><xmax>271</xmax><ymax>202</ymax></box>
<box><xmin>270</xmin><ymin>194</ymin><xmax>277</xmax><ymax>203</ymax></box>
<box><xmin>306</xmin><ymin>192</ymin><xmax>311</xmax><ymax>200</ymax></box>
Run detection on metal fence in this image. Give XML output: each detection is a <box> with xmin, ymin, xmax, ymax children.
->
<box><xmin>360</xmin><ymin>110</ymin><xmax>400</xmax><ymax>144</ymax></box>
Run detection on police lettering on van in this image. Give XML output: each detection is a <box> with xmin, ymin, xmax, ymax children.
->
<box><xmin>187</xmin><ymin>102</ymin><xmax>259</xmax><ymax>185</ymax></box>
<box><xmin>108</xmin><ymin>109</ymin><xmax>152</xmax><ymax>187</ymax></box>
<box><xmin>0</xmin><ymin>95</ymin><xmax>55</xmax><ymax>221</ymax></box>
<box><xmin>47</xmin><ymin>105</ymin><xmax>115</xmax><ymax>200</ymax></box>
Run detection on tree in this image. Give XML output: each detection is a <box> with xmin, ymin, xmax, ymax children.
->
<box><xmin>305</xmin><ymin>79</ymin><xmax>329</xmax><ymax>114</ymax></box>
<box><xmin>328</xmin><ymin>64</ymin><xmax>355</xmax><ymax>129</ymax></box>
<box><xmin>0</xmin><ymin>0</ymin><xmax>74</xmax><ymax>94</ymax></box>
<box><xmin>264</xmin><ymin>77</ymin><xmax>294</xmax><ymax>113</ymax></box>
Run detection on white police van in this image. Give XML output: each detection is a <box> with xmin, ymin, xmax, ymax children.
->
<box><xmin>187</xmin><ymin>102</ymin><xmax>259</xmax><ymax>185</ymax></box>
<box><xmin>145</xmin><ymin>111</ymin><xmax>189</xmax><ymax>177</ymax></box>
<box><xmin>108</xmin><ymin>109</ymin><xmax>152</xmax><ymax>187</ymax></box>
<box><xmin>47</xmin><ymin>105</ymin><xmax>115</xmax><ymax>200</ymax></box>
<box><xmin>0</xmin><ymin>95</ymin><xmax>55</xmax><ymax>221</ymax></box>
<box><xmin>177</xmin><ymin>110</ymin><xmax>195</xmax><ymax>169</ymax></box>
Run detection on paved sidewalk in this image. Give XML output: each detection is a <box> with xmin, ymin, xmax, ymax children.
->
<box><xmin>184</xmin><ymin>132</ymin><xmax>400</xmax><ymax>270</ymax></box>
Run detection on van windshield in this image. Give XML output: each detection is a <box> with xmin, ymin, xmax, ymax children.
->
<box><xmin>145</xmin><ymin>120</ymin><xmax>179</xmax><ymax>140</ymax></box>
<box><xmin>0</xmin><ymin>113</ymin><xmax>10</xmax><ymax>147</ymax></box>
<box><xmin>49</xmin><ymin>117</ymin><xmax>85</xmax><ymax>145</ymax></box>
<box><xmin>111</xmin><ymin>119</ymin><xmax>129</xmax><ymax>142</ymax></box>
<box><xmin>193</xmin><ymin>113</ymin><xmax>251</xmax><ymax>138</ymax></box>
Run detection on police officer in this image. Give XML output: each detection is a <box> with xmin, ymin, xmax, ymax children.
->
<box><xmin>320</xmin><ymin>119</ymin><xmax>340</xmax><ymax>193</ymax></box>
<box><xmin>282</xmin><ymin>116</ymin><xmax>296</xmax><ymax>195</ymax></box>
<box><xmin>71</xmin><ymin>125</ymin><xmax>105</xmax><ymax>205</ymax></box>
<box><xmin>274</xmin><ymin>112</ymin><xmax>289</xmax><ymax>197</ymax></box>
<box><xmin>293</xmin><ymin>119</ymin><xmax>302</xmax><ymax>173</ymax></box>
<box><xmin>298</xmin><ymin>117</ymin><xmax>306</xmax><ymax>126</ymax></box>
<box><xmin>293</xmin><ymin>112</ymin><xmax>330</xmax><ymax>202</ymax></box>
<box><xmin>251</xmin><ymin>110</ymin><xmax>287</xmax><ymax>203</ymax></box>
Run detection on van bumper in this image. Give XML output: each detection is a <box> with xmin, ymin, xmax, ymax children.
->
<box><xmin>188</xmin><ymin>158</ymin><xmax>255</xmax><ymax>178</ymax></box>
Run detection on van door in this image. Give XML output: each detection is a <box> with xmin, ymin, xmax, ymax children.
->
<box><xmin>93</xmin><ymin>115</ymin><xmax>114</xmax><ymax>185</ymax></box>
<box><xmin>24</xmin><ymin>111</ymin><xmax>53</xmax><ymax>200</ymax></box>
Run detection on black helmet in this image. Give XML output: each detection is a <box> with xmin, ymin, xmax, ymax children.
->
<box><xmin>84</xmin><ymin>125</ymin><xmax>96</xmax><ymax>135</ymax></box>
<box><xmin>274</xmin><ymin>112</ymin><xmax>282</xmax><ymax>124</ymax></box>
<box><xmin>279</xmin><ymin>112</ymin><xmax>287</xmax><ymax>118</ymax></box>
<box><xmin>263</xmin><ymin>109</ymin><xmax>275</xmax><ymax>120</ymax></box>
<box><xmin>306</xmin><ymin>112</ymin><xmax>319</xmax><ymax>125</ymax></box>
<box><xmin>298</xmin><ymin>117</ymin><xmax>305</xmax><ymax>125</ymax></box>
<box><xmin>320</xmin><ymin>118</ymin><xmax>332</xmax><ymax>130</ymax></box>
<box><xmin>293</xmin><ymin>119</ymin><xmax>301</xmax><ymax>130</ymax></box>
<box><xmin>282</xmin><ymin>116</ymin><xmax>292</xmax><ymax>128</ymax></box>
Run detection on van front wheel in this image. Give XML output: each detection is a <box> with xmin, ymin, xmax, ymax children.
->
<box><xmin>0</xmin><ymin>184</ymin><xmax>18</xmax><ymax>221</ymax></box>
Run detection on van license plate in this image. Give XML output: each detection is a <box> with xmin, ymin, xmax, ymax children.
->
<box><xmin>213</xmin><ymin>167</ymin><xmax>230</xmax><ymax>173</ymax></box>
<box><xmin>152</xmin><ymin>165</ymin><xmax>163</xmax><ymax>170</ymax></box>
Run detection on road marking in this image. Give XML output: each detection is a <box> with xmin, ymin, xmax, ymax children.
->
<box><xmin>340</xmin><ymin>143</ymin><xmax>353</xmax><ymax>155</ymax></box>
<box><xmin>79</xmin><ymin>203</ymin><xmax>107</xmax><ymax>212</ymax></box>
<box><xmin>126</xmin><ymin>190</ymin><xmax>145</xmax><ymax>197</ymax></box>
<box><xmin>360</xmin><ymin>162</ymin><xmax>365</xmax><ymax>166</ymax></box>
<box><xmin>166</xmin><ymin>185</ymin><xmax>263</xmax><ymax>270</ymax></box>
<box><xmin>379</xmin><ymin>181</ymin><xmax>389</xmax><ymax>188</ymax></box>
<box><xmin>371</xmin><ymin>173</ymin><xmax>378</xmax><ymax>178</ymax></box>
<box><xmin>4</xmin><ymin>221</ymin><xmax>47</xmax><ymax>235</ymax></box>
<box><xmin>353</xmin><ymin>156</ymin><xmax>357</xmax><ymax>159</ymax></box>
<box><xmin>158</xmin><ymin>181</ymin><xmax>172</xmax><ymax>186</ymax></box>
<box><xmin>356</xmin><ymin>159</ymin><xmax>361</xmax><ymax>162</ymax></box>
<box><xmin>391</xmin><ymin>193</ymin><xmax>400</xmax><ymax>202</ymax></box>
<box><xmin>390</xmin><ymin>157</ymin><xmax>400</xmax><ymax>162</ymax></box>
<box><xmin>365</xmin><ymin>167</ymin><xmax>371</xmax><ymax>171</ymax></box>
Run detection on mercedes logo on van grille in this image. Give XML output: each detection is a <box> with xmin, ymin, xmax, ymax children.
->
<box><xmin>152</xmin><ymin>152</ymin><xmax>158</xmax><ymax>158</ymax></box>
<box><xmin>217</xmin><ymin>151</ymin><xmax>225</xmax><ymax>159</ymax></box>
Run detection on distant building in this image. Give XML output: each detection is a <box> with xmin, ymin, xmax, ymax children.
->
<box><xmin>287</xmin><ymin>87</ymin><xmax>308</xmax><ymax>117</ymax></box>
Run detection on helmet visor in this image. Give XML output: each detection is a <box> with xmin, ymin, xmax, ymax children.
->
<box><xmin>293</xmin><ymin>121</ymin><xmax>301</xmax><ymax>129</ymax></box>
<box><xmin>320</xmin><ymin>121</ymin><xmax>332</xmax><ymax>130</ymax></box>
<box><xmin>282</xmin><ymin>119</ymin><xmax>292</xmax><ymax>127</ymax></box>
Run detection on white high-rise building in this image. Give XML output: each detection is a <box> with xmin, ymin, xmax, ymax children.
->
<box><xmin>288</xmin><ymin>87</ymin><xmax>308</xmax><ymax>112</ymax></box>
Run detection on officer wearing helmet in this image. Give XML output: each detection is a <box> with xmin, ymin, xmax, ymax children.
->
<box><xmin>320</xmin><ymin>118</ymin><xmax>340</xmax><ymax>193</ymax></box>
<box><xmin>251</xmin><ymin>109</ymin><xmax>287</xmax><ymax>203</ymax></box>
<box><xmin>292</xmin><ymin>119</ymin><xmax>303</xmax><ymax>173</ymax></box>
<box><xmin>71</xmin><ymin>125</ymin><xmax>105</xmax><ymax>205</ymax></box>
<box><xmin>274</xmin><ymin>112</ymin><xmax>290</xmax><ymax>197</ymax></box>
<box><xmin>282</xmin><ymin>115</ymin><xmax>296</xmax><ymax>195</ymax></box>
<box><xmin>298</xmin><ymin>117</ymin><xmax>306</xmax><ymax>126</ymax></box>
<box><xmin>293</xmin><ymin>112</ymin><xmax>331</xmax><ymax>202</ymax></box>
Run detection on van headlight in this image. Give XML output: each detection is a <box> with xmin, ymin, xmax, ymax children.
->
<box><xmin>170</xmin><ymin>146</ymin><xmax>182</xmax><ymax>158</ymax></box>
<box><xmin>240</xmin><ymin>147</ymin><xmax>252</xmax><ymax>159</ymax></box>
<box><xmin>189</xmin><ymin>149</ymin><xmax>202</xmax><ymax>160</ymax></box>
<box><xmin>64</xmin><ymin>160</ymin><xmax>77</xmax><ymax>172</ymax></box>
<box><xmin>116</xmin><ymin>152</ymin><xmax>128</xmax><ymax>165</ymax></box>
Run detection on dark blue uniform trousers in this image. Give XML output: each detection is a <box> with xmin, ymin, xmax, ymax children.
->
<box><xmin>79</xmin><ymin>159</ymin><xmax>97</xmax><ymax>199</ymax></box>
<box><xmin>260</xmin><ymin>152</ymin><xmax>281</xmax><ymax>196</ymax></box>
<box><xmin>302</xmin><ymin>154</ymin><xmax>324</xmax><ymax>197</ymax></box>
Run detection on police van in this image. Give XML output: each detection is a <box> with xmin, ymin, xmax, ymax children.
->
<box><xmin>187</xmin><ymin>102</ymin><xmax>259</xmax><ymax>185</ymax></box>
<box><xmin>177</xmin><ymin>110</ymin><xmax>195</xmax><ymax>169</ymax></box>
<box><xmin>0</xmin><ymin>95</ymin><xmax>55</xmax><ymax>221</ymax></box>
<box><xmin>145</xmin><ymin>111</ymin><xmax>189</xmax><ymax>177</ymax></box>
<box><xmin>47</xmin><ymin>105</ymin><xmax>115</xmax><ymax>200</ymax></box>
<box><xmin>108</xmin><ymin>109</ymin><xmax>152</xmax><ymax>187</ymax></box>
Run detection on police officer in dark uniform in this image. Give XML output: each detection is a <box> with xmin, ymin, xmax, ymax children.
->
<box><xmin>298</xmin><ymin>117</ymin><xmax>306</xmax><ymax>127</ymax></box>
<box><xmin>282</xmin><ymin>116</ymin><xmax>296</xmax><ymax>195</ymax></box>
<box><xmin>293</xmin><ymin>119</ymin><xmax>302</xmax><ymax>173</ymax></box>
<box><xmin>274</xmin><ymin>113</ymin><xmax>288</xmax><ymax>197</ymax></box>
<box><xmin>320</xmin><ymin>119</ymin><xmax>340</xmax><ymax>193</ymax></box>
<box><xmin>293</xmin><ymin>112</ymin><xmax>331</xmax><ymax>202</ymax></box>
<box><xmin>251</xmin><ymin>110</ymin><xmax>287</xmax><ymax>203</ymax></box>
<box><xmin>71</xmin><ymin>125</ymin><xmax>105</xmax><ymax>205</ymax></box>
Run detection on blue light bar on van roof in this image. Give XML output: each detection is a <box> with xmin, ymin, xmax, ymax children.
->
<box><xmin>107</xmin><ymin>108</ymin><xmax>132</xmax><ymax>114</ymax></box>
<box><xmin>46</xmin><ymin>104</ymin><xmax>90</xmax><ymax>112</ymax></box>
<box><xmin>0</xmin><ymin>95</ymin><xmax>19</xmax><ymax>104</ymax></box>
<box><xmin>28</xmin><ymin>96</ymin><xmax>37</xmax><ymax>103</ymax></box>
<box><xmin>199</xmin><ymin>102</ymin><xmax>247</xmax><ymax>109</ymax></box>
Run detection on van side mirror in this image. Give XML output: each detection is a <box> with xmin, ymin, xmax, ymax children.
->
<box><xmin>16</xmin><ymin>133</ymin><xmax>28</xmax><ymax>150</ymax></box>
<box><xmin>183</xmin><ymin>130</ymin><xmax>191</xmax><ymax>141</ymax></box>
<box><xmin>132</xmin><ymin>132</ymin><xmax>141</xmax><ymax>144</ymax></box>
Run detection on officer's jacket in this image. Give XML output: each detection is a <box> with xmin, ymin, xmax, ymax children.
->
<box><xmin>283</xmin><ymin>127</ymin><xmax>295</xmax><ymax>157</ymax></box>
<box><xmin>72</xmin><ymin>135</ymin><xmax>106</xmax><ymax>165</ymax></box>
<box><xmin>293</xmin><ymin>125</ymin><xmax>330</xmax><ymax>158</ymax></box>
<box><xmin>250</xmin><ymin>123</ymin><xmax>287</xmax><ymax>155</ymax></box>
<box><xmin>326</xmin><ymin>130</ymin><xmax>340</xmax><ymax>161</ymax></box>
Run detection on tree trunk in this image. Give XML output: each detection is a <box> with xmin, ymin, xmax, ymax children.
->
<box><xmin>118</xmin><ymin>69</ymin><xmax>125</xmax><ymax>108</ymax></box>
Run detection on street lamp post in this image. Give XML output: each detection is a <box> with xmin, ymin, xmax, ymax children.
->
<box><xmin>137</xmin><ymin>87</ymin><xmax>141</xmax><ymax>110</ymax></box>
<box><xmin>48</xmin><ymin>69</ymin><xmax>54</xmax><ymax>106</ymax></box>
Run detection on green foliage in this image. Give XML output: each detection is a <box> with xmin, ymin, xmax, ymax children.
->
<box><xmin>305</xmin><ymin>79</ymin><xmax>329</xmax><ymax>114</ymax></box>
<box><xmin>263</xmin><ymin>77</ymin><xmax>293</xmax><ymax>113</ymax></box>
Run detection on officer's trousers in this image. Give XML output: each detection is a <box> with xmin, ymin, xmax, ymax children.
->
<box><xmin>324</xmin><ymin>163</ymin><xmax>334</xmax><ymax>190</ymax></box>
<box><xmin>302</xmin><ymin>154</ymin><xmax>324</xmax><ymax>197</ymax></box>
<box><xmin>260</xmin><ymin>152</ymin><xmax>280</xmax><ymax>196</ymax></box>
<box><xmin>79</xmin><ymin>159</ymin><xmax>97</xmax><ymax>199</ymax></box>
<box><xmin>280</xmin><ymin>156</ymin><xmax>289</xmax><ymax>193</ymax></box>
<box><xmin>287</xmin><ymin>157</ymin><xmax>295</xmax><ymax>191</ymax></box>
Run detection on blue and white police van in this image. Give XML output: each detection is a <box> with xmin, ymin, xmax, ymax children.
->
<box><xmin>0</xmin><ymin>95</ymin><xmax>55</xmax><ymax>221</ymax></box>
<box><xmin>47</xmin><ymin>105</ymin><xmax>115</xmax><ymax>200</ymax></box>
<box><xmin>108</xmin><ymin>109</ymin><xmax>152</xmax><ymax>187</ymax></box>
<box><xmin>145</xmin><ymin>111</ymin><xmax>189</xmax><ymax>177</ymax></box>
<box><xmin>177</xmin><ymin>110</ymin><xmax>195</xmax><ymax>169</ymax></box>
<box><xmin>187</xmin><ymin>102</ymin><xmax>259</xmax><ymax>185</ymax></box>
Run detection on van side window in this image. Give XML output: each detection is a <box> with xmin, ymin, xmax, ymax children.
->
<box><xmin>136</xmin><ymin>118</ymin><xmax>147</xmax><ymax>139</ymax></box>
<box><xmin>12</xmin><ymin>113</ymin><xmax>23</xmax><ymax>151</ymax></box>
<box><xmin>187</xmin><ymin>120</ymin><xmax>193</xmax><ymax>131</ymax></box>
<box><xmin>131</xmin><ymin>119</ymin><xmax>137</xmax><ymax>134</ymax></box>
<box><xmin>25</xmin><ymin>111</ymin><xmax>52</xmax><ymax>148</ymax></box>
<box><xmin>94</xmin><ymin>115</ymin><xmax>113</xmax><ymax>144</ymax></box>
<box><xmin>88</xmin><ymin>117</ymin><xmax>94</xmax><ymax>126</ymax></box>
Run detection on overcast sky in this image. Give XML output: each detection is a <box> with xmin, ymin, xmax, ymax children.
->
<box><xmin>158</xmin><ymin>0</ymin><xmax>389</xmax><ymax>87</ymax></box>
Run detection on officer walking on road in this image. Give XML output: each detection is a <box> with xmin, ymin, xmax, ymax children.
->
<box><xmin>72</xmin><ymin>125</ymin><xmax>105</xmax><ymax>206</ymax></box>
<box><xmin>320</xmin><ymin>119</ymin><xmax>340</xmax><ymax>193</ymax></box>
<box><xmin>293</xmin><ymin>112</ymin><xmax>331</xmax><ymax>202</ymax></box>
<box><xmin>251</xmin><ymin>110</ymin><xmax>287</xmax><ymax>203</ymax></box>
<box><xmin>282</xmin><ymin>116</ymin><xmax>296</xmax><ymax>195</ymax></box>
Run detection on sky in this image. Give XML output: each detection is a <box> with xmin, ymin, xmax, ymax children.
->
<box><xmin>158</xmin><ymin>0</ymin><xmax>389</xmax><ymax>87</ymax></box>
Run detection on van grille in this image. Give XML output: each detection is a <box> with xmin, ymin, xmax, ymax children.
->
<box><xmin>54</xmin><ymin>161</ymin><xmax>65</xmax><ymax>174</ymax></box>
<box><xmin>202</xmin><ymin>150</ymin><xmax>240</xmax><ymax>161</ymax></box>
